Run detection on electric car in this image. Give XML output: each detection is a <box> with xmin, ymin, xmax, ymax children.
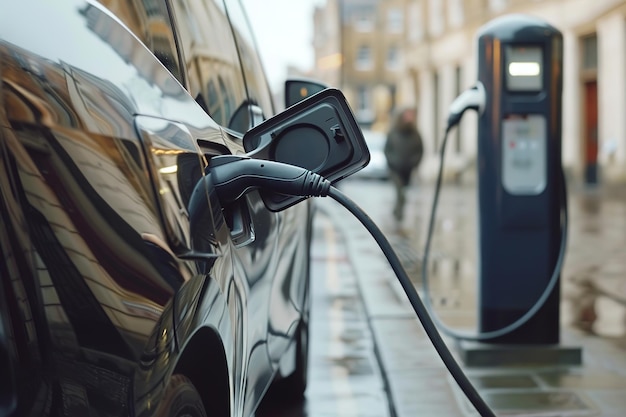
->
<box><xmin>0</xmin><ymin>1</ymin><xmax>318</xmax><ymax>416</ymax></box>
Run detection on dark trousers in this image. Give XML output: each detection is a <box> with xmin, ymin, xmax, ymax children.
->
<box><xmin>389</xmin><ymin>169</ymin><xmax>411</xmax><ymax>221</ymax></box>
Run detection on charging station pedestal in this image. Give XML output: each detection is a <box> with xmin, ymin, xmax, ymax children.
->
<box><xmin>457</xmin><ymin>14</ymin><xmax>581</xmax><ymax>367</ymax></box>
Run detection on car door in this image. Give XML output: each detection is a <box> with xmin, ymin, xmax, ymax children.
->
<box><xmin>167</xmin><ymin>0</ymin><xmax>288</xmax><ymax>413</ymax></box>
<box><xmin>101</xmin><ymin>0</ymin><xmax>258</xmax><ymax>413</ymax></box>
<box><xmin>221</xmin><ymin>0</ymin><xmax>312</xmax><ymax>404</ymax></box>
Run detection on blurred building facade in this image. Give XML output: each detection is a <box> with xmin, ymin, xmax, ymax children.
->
<box><xmin>313</xmin><ymin>0</ymin><xmax>410</xmax><ymax>131</ymax></box>
<box><xmin>312</xmin><ymin>0</ymin><xmax>626</xmax><ymax>184</ymax></box>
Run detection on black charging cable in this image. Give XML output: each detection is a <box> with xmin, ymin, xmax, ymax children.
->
<box><xmin>202</xmin><ymin>155</ymin><xmax>497</xmax><ymax>417</ymax></box>
<box><xmin>420</xmin><ymin>125</ymin><xmax>568</xmax><ymax>341</ymax></box>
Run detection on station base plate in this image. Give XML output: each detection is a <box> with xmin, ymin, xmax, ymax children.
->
<box><xmin>456</xmin><ymin>341</ymin><xmax>583</xmax><ymax>367</ymax></box>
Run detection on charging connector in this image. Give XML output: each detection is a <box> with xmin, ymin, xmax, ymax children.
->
<box><xmin>188</xmin><ymin>155</ymin><xmax>331</xmax><ymax>240</ymax></box>
<box><xmin>206</xmin><ymin>155</ymin><xmax>331</xmax><ymax>204</ymax></box>
<box><xmin>446</xmin><ymin>82</ymin><xmax>486</xmax><ymax>132</ymax></box>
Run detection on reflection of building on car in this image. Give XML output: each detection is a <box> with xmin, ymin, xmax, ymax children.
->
<box><xmin>352</xmin><ymin>129</ymin><xmax>390</xmax><ymax>180</ymax></box>
<box><xmin>1</xmin><ymin>1</ymin><xmax>314</xmax><ymax>416</ymax></box>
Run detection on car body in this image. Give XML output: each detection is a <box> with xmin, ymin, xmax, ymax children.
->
<box><xmin>352</xmin><ymin>129</ymin><xmax>389</xmax><ymax>180</ymax></box>
<box><xmin>0</xmin><ymin>1</ymin><xmax>312</xmax><ymax>416</ymax></box>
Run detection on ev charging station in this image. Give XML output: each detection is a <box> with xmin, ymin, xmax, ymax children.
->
<box><xmin>475</xmin><ymin>14</ymin><xmax>565</xmax><ymax>346</ymax></box>
<box><xmin>430</xmin><ymin>14</ymin><xmax>578</xmax><ymax>366</ymax></box>
<box><xmin>451</xmin><ymin>14</ymin><xmax>586</xmax><ymax>366</ymax></box>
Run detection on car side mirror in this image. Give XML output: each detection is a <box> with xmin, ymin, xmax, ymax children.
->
<box><xmin>284</xmin><ymin>78</ymin><xmax>328</xmax><ymax>108</ymax></box>
<box><xmin>243</xmin><ymin>88</ymin><xmax>369</xmax><ymax>211</ymax></box>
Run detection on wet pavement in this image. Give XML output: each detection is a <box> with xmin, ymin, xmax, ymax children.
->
<box><xmin>256</xmin><ymin>212</ymin><xmax>391</xmax><ymax>417</ymax></box>
<box><xmin>315</xmin><ymin>177</ymin><xmax>626</xmax><ymax>417</ymax></box>
<box><xmin>301</xmin><ymin>213</ymin><xmax>390</xmax><ymax>417</ymax></box>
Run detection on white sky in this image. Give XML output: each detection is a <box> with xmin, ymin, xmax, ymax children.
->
<box><xmin>242</xmin><ymin>0</ymin><xmax>326</xmax><ymax>90</ymax></box>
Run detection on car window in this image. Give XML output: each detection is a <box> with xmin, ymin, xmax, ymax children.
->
<box><xmin>223</xmin><ymin>0</ymin><xmax>275</xmax><ymax>122</ymax></box>
<box><xmin>170</xmin><ymin>0</ymin><xmax>250</xmax><ymax>134</ymax></box>
<box><xmin>95</xmin><ymin>0</ymin><xmax>184</xmax><ymax>85</ymax></box>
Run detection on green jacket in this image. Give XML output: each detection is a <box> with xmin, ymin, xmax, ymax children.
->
<box><xmin>384</xmin><ymin>121</ymin><xmax>424</xmax><ymax>175</ymax></box>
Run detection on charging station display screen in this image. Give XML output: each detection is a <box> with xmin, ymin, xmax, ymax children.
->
<box><xmin>502</xmin><ymin>114</ymin><xmax>547</xmax><ymax>195</ymax></box>
<box><xmin>505</xmin><ymin>46</ymin><xmax>543</xmax><ymax>91</ymax></box>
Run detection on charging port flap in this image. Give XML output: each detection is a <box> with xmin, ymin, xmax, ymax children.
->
<box><xmin>242</xmin><ymin>88</ymin><xmax>369</xmax><ymax>211</ymax></box>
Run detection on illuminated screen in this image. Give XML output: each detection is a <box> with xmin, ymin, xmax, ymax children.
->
<box><xmin>505</xmin><ymin>46</ymin><xmax>543</xmax><ymax>91</ymax></box>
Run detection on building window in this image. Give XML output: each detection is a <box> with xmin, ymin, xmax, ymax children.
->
<box><xmin>582</xmin><ymin>34</ymin><xmax>598</xmax><ymax>70</ymax></box>
<box><xmin>356</xmin><ymin>85</ymin><xmax>373</xmax><ymax>122</ymax></box>
<box><xmin>357</xmin><ymin>86</ymin><xmax>370</xmax><ymax>110</ymax></box>
<box><xmin>355</xmin><ymin>12</ymin><xmax>374</xmax><ymax>32</ymax></box>
<box><xmin>387</xmin><ymin>8</ymin><xmax>403</xmax><ymax>33</ymax></box>
<box><xmin>447</xmin><ymin>0</ymin><xmax>464</xmax><ymax>28</ymax></box>
<box><xmin>356</xmin><ymin>45</ymin><xmax>373</xmax><ymax>70</ymax></box>
<box><xmin>408</xmin><ymin>2</ymin><xmax>424</xmax><ymax>42</ymax></box>
<box><xmin>428</xmin><ymin>0</ymin><xmax>444</xmax><ymax>37</ymax></box>
<box><xmin>386</xmin><ymin>45</ymin><xmax>401</xmax><ymax>70</ymax></box>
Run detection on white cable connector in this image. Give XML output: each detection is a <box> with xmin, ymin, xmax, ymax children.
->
<box><xmin>446</xmin><ymin>81</ymin><xmax>486</xmax><ymax>132</ymax></box>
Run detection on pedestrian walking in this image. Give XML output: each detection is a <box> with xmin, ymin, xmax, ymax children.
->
<box><xmin>384</xmin><ymin>107</ymin><xmax>424</xmax><ymax>222</ymax></box>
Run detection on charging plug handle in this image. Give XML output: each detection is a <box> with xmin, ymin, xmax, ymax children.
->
<box><xmin>446</xmin><ymin>82</ymin><xmax>486</xmax><ymax>132</ymax></box>
<box><xmin>207</xmin><ymin>155</ymin><xmax>331</xmax><ymax>204</ymax></box>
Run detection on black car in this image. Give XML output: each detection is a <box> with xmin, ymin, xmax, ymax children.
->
<box><xmin>0</xmin><ymin>1</ymin><xmax>321</xmax><ymax>416</ymax></box>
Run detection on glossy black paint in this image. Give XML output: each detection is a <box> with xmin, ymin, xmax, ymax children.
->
<box><xmin>0</xmin><ymin>1</ymin><xmax>311</xmax><ymax>416</ymax></box>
